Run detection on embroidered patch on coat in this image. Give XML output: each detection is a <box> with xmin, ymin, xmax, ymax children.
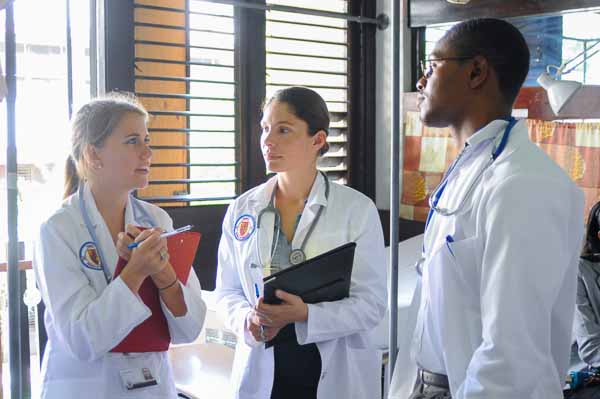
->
<box><xmin>234</xmin><ymin>214</ymin><xmax>256</xmax><ymax>241</ymax></box>
<box><xmin>79</xmin><ymin>241</ymin><xmax>102</xmax><ymax>270</ymax></box>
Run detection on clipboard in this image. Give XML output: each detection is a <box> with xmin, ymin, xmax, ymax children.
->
<box><xmin>110</xmin><ymin>228</ymin><xmax>201</xmax><ymax>353</ymax></box>
<box><xmin>262</xmin><ymin>242</ymin><xmax>356</xmax><ymax>305</ymax></box>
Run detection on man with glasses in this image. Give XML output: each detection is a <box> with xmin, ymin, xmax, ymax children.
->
<box><xmin>391</xmin><ymin>18</ymin><xmax>584</xmax><ymax>399</ymax></box>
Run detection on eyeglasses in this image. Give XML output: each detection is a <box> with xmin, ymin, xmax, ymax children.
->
<box><xmin>420</xmin><ymin>56</ymin><xmax>474</xmax><ymax>79</ymax></box>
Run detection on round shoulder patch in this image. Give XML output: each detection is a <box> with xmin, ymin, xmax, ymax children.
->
<box><xmin>234</xmin><ymin>214</ymin><xmax>256</xmax><ymax>241</ymax></box>
<box><xmin>79</xmin><ymin>241</ymin><xmax>103</xmax><ymax>270</ymax></box>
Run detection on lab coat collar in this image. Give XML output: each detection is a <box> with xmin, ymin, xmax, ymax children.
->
<box><xmin>80</xmin><ymin>183</ymin><xmax>102</xmax><ymax>228</ymax></box>
<box><xmin>247</xmin><ymin>176</ymin><xmax>278</xmax><ymax>210</ymax></box>
<box><xmin>465</xmin><ymin>118</ymin><xmax>528</xmax><ymax>163</ymax></box>
<box><xmin>306</xmin><ymin>171</ymin><xmax>328</xmax><ymax>209</ymax></box>
<box><xmin>465</xmin><ymin>118</ymin><xmax>511</xmax><ymax>149</ymax></box>
<box><xmin>80</xmin><ymin>183</ymin><xmax>142</xmax><ymax>227</ymax></box>
<box><xmin>493</xmin><ymin>119</ymin><xmax>528</xmax><ymax>164</ymax></box>
<box><xmin>246</xmin><ymin>172</ymin><xmax>328</xmax><ymax>210</ymax></box>
<box><xmin>292</xmin><ymin>172</ymin><xmax>329</xmax><ymax>250</ymax></box>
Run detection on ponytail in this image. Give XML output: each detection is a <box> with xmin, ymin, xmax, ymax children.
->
<box><xmin>63</xmin><ymin>156</ymin><xmax>80</xmax><ymax>199</ymax></box>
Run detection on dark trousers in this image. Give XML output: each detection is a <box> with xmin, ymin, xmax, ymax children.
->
<box><xmin>270</xmin><ymin>324</ymin><xmax>322</xmax><ymax>399</ymax></box>
<box><xmin>564</xmin><ymin>386</ymin><xmax>600</xmax><ymax>399</ymax></box>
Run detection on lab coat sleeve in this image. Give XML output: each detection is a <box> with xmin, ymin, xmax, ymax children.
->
<box><xmin>295</xmin><ymin>200</ymin><xmax>387</xmax><ymax>345</ymax></box>
<box><xmin>575</xmin><ymin>264</ymin><xmax>600</xmax><ymax>366</ymax></box>
<box><xmin>156</xmin><ymin>209</ymin><xmax>207</xmax><ymax>344</ymax></box>
<box><xmin>214</xmin><ymin>206</ymin><xmax>257</xmax><ymax>347</ymax></box>
<box><xmin>160</xmin><ymin>270</ymin><xmax>207</xmax><ymax>344</ymax></box>
<box><xmin>33</xmin><ymin>219</ymin><xmax>151</xmax><ymax>362</ymax></box>
<box><xmin>454</xmin><ymin>175</ymin><xmax>582</xmax><ymax>399</ymax></box>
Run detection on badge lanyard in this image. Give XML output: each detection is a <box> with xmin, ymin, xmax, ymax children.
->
<box><xmin>255</xmin><ymin>171</ymin><xmax>330</xmax><ymax>268</ymax></box>
<box><xmin>79</xmin><ymin>183</ymin><xmax>156</xmax><ymax>285</ymax></box>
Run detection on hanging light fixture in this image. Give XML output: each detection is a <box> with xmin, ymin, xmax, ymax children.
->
<box><xmin>537</xmin><ymin>70</ymin><xmax>582</xmax><ymax>115</ymax></box>
<box><xmin>537</xmin><ymin>40</ymin><xmax>599</xmax><ymax>115</ymax></box>
<box><xmin>446</xmin><ymin>0</ymin><xmax>472</xmax><ymax>4</ymax></box>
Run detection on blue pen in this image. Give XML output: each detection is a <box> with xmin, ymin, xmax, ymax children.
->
<box><xmin>254</xmin><ymin>283</ymin><xmax>266</xmax><ymax>339</ymax></box>
<box><xmin>127</xmin><ymin>224</ymin><xmax>193</xmax><ymax>249</ymax></box>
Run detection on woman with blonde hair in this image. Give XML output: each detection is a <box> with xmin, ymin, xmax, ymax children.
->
<box><xmin>34</xmin><ymin>93</ymin><xmax>206</xmax><ymax>398</ymax></box>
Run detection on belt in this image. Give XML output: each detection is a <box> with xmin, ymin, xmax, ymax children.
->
<box><xmin>418</xmin><ymin>368</ymin><xmax>449</xmax><ymax>389</ymax></box>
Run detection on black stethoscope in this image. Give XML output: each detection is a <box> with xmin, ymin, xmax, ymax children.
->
<box><xmin>79</xmin><ymin>183</ymin><xmax>156</xmax><ymax>284</ymax></box>
<box><xmin>255</xmin><ymin>171</ymin><xmax>330</xmax><ymax>267</ymax></box>
<box><xmin>416</xmin><ymin>117</ymin><xmax>518</xmax><ymax>275</ymax></box>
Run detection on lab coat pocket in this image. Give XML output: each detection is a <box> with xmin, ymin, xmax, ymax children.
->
<box><xmin>427</xmin><ymin>235</ymin><xmax>482</xmax><ymax>384</ymax></box>
<box><xmin>433</xmin><ymin>235</ymin><xmax>480</xmax><ymax>301</ymax></box>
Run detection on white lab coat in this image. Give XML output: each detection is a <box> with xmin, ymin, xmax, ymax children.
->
<box><xmin>215</xmin><ymin>173</ymin><xmax>387</xmax><ymax>399</ymax></box>
<box><xmin>33</xmin><ymin>184</ymin><xmax>207</xmax><ymax>399</ymax></box>
<box><xmin>390</xmin><ymin>119</ymin><xmax>585</xmax><ymax>399</ymax></box>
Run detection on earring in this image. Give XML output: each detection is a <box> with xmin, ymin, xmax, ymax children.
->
<box><xmin>95</xmin><ymin>162</ymin><xmax>103</xmax><ymax>170</ymax></box>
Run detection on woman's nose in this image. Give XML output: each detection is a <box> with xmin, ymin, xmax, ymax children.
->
<box><xmin>142</xmin><ymin>143</ymin><xmax>152</xmax><ymax>159</ymax></box>
<box><xmin>261</xmin><ymin>129</ymin><xmax>274</xmax><ymax>147</ymax></box>
<box><xmin>416</xmin><ymin>76</ymin><xmax>427</xmax><ymax>92</ymax></box>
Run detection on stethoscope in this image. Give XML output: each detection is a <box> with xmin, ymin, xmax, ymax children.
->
<box><xmin>255</xmin><ymin>171</ymin><xmax>330</xmax><ymax>268</ymax></box>
<box><xmin>415</xmin><ymin>117</ymin><xmax>518</xmax><ymax>275</ymax></box>
<box><xmin>79</xmin><ymin>183</ymin><xmax>156</xmax><ymax>285</ymax></box>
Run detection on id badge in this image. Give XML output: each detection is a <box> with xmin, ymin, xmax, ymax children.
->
<box><xmin>119</xmin><ymin>366</ymin><xmax>159</xmax><ymax>390</ymax></box>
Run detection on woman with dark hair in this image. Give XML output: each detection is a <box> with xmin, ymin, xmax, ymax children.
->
<box><xmin>33</xmin><ymin>93</ymin><xmax>206</xmax><ymax>398</ymax></box>
<box><xmin>214</xmin><ymin>87</ymin><xmax>386</xmax><ymax>399</ymax></box>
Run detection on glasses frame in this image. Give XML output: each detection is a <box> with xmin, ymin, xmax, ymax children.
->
<box><xmin>420</xmin><ymin>56</ymin><xmax>475</xmax><ymax>79</ymax></box>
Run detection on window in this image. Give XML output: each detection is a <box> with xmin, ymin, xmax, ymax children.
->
<box><xmin>0</xmin><ymin>0</ymin><xmax>91</xmax><ymax>395</ymax></box>
<box><xmin>266</xmin><ymin>0</ymin><xmax>350</xmax><ymax>184</ymax></box>
<box><xmin>134</xmin><ymin>0</ymin><xmax>238</xmax><ymax>206</ymax></box>
<box><xmin>133</xmin><ymin>0</ymin><xmax>365</xmax><ymax>206</ymax></box>
<box><xmin>423</xmin><ymin>11</ymin><xmax>600</xmax><ymax>86</ymax></box>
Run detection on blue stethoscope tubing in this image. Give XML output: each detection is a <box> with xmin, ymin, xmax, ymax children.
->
<box><xmin>417</xmin><ymin>117</ymin><xmax>518</xmax><ymax>274</ymax></box>
<box><xmin>78</xmin><ymin>183</ymin><xmax>156</xmax><ymax>285</ymax></box>
<box><xmin>255</xmin><ymin>170</ymin><xmax>330</xmax><ymax>268</ymax></box>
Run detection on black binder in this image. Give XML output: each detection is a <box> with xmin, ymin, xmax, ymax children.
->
<box><xmin>262</xmin><ymin>242</ymin><xmax>357</xmax><ymax>305</ymax></box>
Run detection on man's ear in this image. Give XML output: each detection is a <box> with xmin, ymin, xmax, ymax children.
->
<box><xmin>469</xmin><ymin>56</ymin><xmax>489</xmax><ymax>90</ymax></box>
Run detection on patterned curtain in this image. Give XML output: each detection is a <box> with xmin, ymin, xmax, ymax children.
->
<box><xmin>401</xmin><ymin>112</ymin><xmax>600</xmax><ymax>223</ymax></box>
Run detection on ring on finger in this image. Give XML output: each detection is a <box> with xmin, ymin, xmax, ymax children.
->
<box><xmin>159</xmin><ymin>249</ymin><xmax>168</xmax><ymax>261</ymax></box>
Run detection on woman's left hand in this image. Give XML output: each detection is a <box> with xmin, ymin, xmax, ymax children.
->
<box><xmin>255</xmin><ymin>290</ymin><xmax>308</xmax><ymax>329</ymax></box>
<box><xmin>116</xmin><ymin>224</ymin><xmax>143</xmax><ymax>260</ymax></box>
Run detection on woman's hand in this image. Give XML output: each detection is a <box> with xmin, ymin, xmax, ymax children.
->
<box><xmin>116</xmin><ymin>224</ymin><xmax>142</xmax><ymax>261</ymax></box>
<box><xmin>247</xmin><ymin>309</ymin><xmax>282</xmax><ymax>342</ymax></box>
<box><xmin>255</xmin><ymin>290</ymin><xmax>308</xmax><ymax>329</ymax></box>
<box><xmin>121</xmin><ymin>226</ymin><xmax>169</xmax><ymax>277</ymax></box>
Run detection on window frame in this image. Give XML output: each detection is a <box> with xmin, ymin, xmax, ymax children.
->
<box><xmin>102</xmin><ymin>0</ymin><xmax>377</xmax><ymax>291</ymax></box>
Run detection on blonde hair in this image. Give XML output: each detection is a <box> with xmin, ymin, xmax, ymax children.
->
<box><xmin>64</xmin><ymin>92</ymin><xmax>148</xmax><ymax>199</ymax></box>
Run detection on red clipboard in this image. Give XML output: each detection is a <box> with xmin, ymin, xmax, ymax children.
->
<box><xmin>110</xmin><ymin>229</ymin><xmax>201</xmax><ymax>353</ymax></box>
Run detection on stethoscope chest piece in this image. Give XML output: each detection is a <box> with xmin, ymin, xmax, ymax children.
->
<box><xmin>289</xmin><ymin>249</ymin><xmax>306</xmax><ymax>265</ymax></box>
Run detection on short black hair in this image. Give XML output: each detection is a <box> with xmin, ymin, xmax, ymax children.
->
<box><xmin>264</xmin><ymin>86</ymin><xmax>330</xmax><ymax>155</ymax></box>
<box><xmin>440</xmin><ymin>18</ymin><xmax>530</xmax><ymax>105</ymax></box>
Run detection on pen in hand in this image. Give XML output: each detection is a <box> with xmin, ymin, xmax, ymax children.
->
<box><xmin>254</xmin><ymin>283</ymin><xmax>266</xmax><ymax>340</ymax></box>
<box><xmin>127</xmin><ymin>224</ymin><xmax>194</xmax><ymax>249</ymax></box>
